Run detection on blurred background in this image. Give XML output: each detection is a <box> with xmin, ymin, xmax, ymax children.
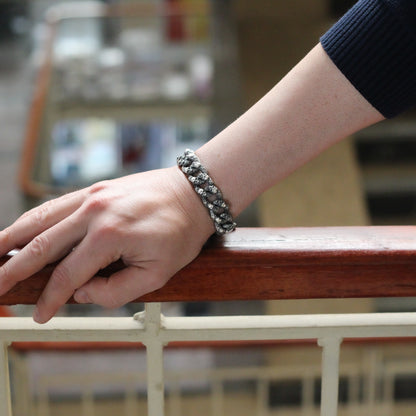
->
<box><xmin>2</xmin><ymin>0</ymin><xmax>416</xmax><ymax>235</ymax></box>
<box><xmin>2</xmin><ymin>0</ymin><xmax>416</xmax><ymax>414</ymax></box>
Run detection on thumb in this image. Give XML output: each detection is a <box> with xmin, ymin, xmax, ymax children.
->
<box><xmin>73</xmin><ymin>267</ymin><xmax>166</xmax><ymax>308</ymax></box>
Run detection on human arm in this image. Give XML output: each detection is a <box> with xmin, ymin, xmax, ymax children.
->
<box><xmin>0</xmin><ymin>43</ymin><xmax>383</xmax><ymax>323</ymax></box>
<box><xmin>1</xmin><ymin>0</ymin><xmax>415</xmax><ymax>323</ymax></box>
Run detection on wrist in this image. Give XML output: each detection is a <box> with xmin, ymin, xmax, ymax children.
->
<box><xmin>167</xmin><ymin>166</ymin><xmax>216</xmax><ymax>242</ymax></box>
<box><xmin>176</xmin><ymin>149</ymin><xmax>237</xmax><ymax>236</ymax></box>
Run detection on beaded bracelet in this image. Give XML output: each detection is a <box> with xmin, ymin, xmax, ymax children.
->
<box><xmin>177</xmin><ymin>149</ymin><xmax>237</xmax><ymax>235</ymax></box>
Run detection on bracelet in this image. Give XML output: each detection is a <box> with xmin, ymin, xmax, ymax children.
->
<box><xmin>177</xmin><ymin>149</ymin><xmax>237</xmax><ymax>235</ymax></box>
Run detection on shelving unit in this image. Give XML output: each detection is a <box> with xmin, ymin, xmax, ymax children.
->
<box><xmin>20</xmin><ymin>1</ymin><xmax>241</xmax><ymax>204</ymax></box>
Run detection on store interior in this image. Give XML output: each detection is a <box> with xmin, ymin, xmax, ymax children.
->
<box><xmin>1</xmin><ymin>0</ymin><xmax>416</xmax><ymax>414</ymax></box>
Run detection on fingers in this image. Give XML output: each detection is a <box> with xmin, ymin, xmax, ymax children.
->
<box><xmin>0</xmin><ymin>190</ymin><xmax>86</xmax><ymax>256</ymax></box>
<box><xmin>74</xmin><ymin>267</ymin><xmax>166</xmax><ymax>309</ymax></box>
<box><xmin>0</xmin><ymin>169</ymin><xmax>201</xmax><ymax>324</ymax></box>
<box><xmin>0</xmin><ymin>213</ymin><xmax>87</xmax><ymax>297</ymax></box>
<box><xmin>33</xmin><ymin>233</ymin><xmax>122</xmax><ymax>323</ymax></box>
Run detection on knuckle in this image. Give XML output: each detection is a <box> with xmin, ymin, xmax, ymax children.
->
<box><xmin>0</xmin><ymin>227</ymin><xmax>12</xmax><ymax>247</ymax></box>
<box><xmin>29</xmin><ymin>235</ymin><xmax>50</xmax><ymax>258</ymax></box>
<box><xmin>33</xmin><ymin>202</ymin><xmax>51</xmax><ymax>225</ymax></box>
<box><xmin>88</xmin><ymin>180</ymin><xmax>110</xmax><ymax>195</ymax></box>
<box><xmin>96</xmin><ymin>221</ymin><xmax>119</xmax><ymax>239</ymax></box>
<box><xmin>83</xmin><ymin>194</ymin><xmax>111</xmax><ymax>215</ymax></box>
<box><xmin>88</xmin><ymin>220</ymin><xmax>121</xmax><ymax>247</ymax></box>
<box><xmin>26</xmin><ymin>199</ymin><xmax>54</xmax><ymax>225</ymax></box>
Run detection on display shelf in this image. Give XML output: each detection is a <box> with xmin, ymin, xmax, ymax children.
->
<box><xmin>19</xmin><ymin>1</ymin><xmax>233</xmax><ymax>201</ymax></box>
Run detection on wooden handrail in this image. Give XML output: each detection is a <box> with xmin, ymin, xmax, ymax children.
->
<box><xmin>1</xmin><ymin>226</ymin><xmax>416</xmax><ymax>305</ymax></box>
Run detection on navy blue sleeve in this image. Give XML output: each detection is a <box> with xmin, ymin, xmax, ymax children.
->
<box><xmin>320</xmin><ymin>0</ymin><xmax>416</xmax><ymax>118</ymax></box>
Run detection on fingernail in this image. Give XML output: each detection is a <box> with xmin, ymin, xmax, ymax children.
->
<box><xmin>75</xmin><ymin>290</ymin><xmax>91</xmax><ymax>304</ymax></box>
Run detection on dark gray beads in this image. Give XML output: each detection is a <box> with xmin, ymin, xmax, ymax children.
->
<box><xmin>177</xmin><ymin>149</ymin><xmax>237</xmax><ymax>235</ymax></box>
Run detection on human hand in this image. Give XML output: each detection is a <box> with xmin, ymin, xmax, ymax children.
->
<box><xmin>0</xmin><ymin>166</ymin><xmax>214</xmax><ymax>323</ymax></box>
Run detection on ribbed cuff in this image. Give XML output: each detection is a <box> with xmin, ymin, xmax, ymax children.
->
<box><xmin>321</xmin><ymin>0</ymin><xmax>416</xmax><ymax>118</ymax></box>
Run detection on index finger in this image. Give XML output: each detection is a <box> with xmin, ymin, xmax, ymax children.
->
<box><xmin>0</xmin><ymin>190</ymin><xmax>85</xmax><ymax>257</ymax></box>
<box><xmin>33</xmin><ymin>232</ymin><xmax>121</xmax><ymax>323</ymax></box>
<box><xmin>0</xmin><ymin>213</ymin><xmax>86</xmax><ymax>297</ymax></box>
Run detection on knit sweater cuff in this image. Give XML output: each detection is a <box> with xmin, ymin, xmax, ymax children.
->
<box><xmin>320</xmin><ymin>0</ymin><xmax>416</xmax><ymax>118</ymax></box>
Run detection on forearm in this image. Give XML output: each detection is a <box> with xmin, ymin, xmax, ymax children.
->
<box><xmin>196</xmin><ymin>44</ymin><xmax>384</xmax><ymax>217</ymax></box>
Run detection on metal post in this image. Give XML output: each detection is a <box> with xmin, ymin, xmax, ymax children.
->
<box><xmin>363</xmin><ymin>347</ymin><xmax>380</xmax><ymax>414</ymax></box>
<box><xmin>211</xmin><ymin>379</ymin><xmax>224</xmax><ymax>416</ymax></box>
<box><xmin>256</xmin><ymin>378</ymin><xmax>269</xmax><ymax>416</ymax></box>
<box><xmin>318</xmin><ymin>337</ymin><xmax>342</xmax><ymax>416</ymax></box>
<box><xmin>382</xmin><ymin>372</ymin><xmax>394</xmax><ymax>416</ymax></box>
<box><xmin>81</xmin><ymin>387</ymin><xmax>95</xmax><ymax>416</ymax></box>
<box><xmin>0</xmin><ymin>341</ymin><xmax>12</xmax><ymax>416</ymax></box>
<box><xmin>348</xmin><ymin>373</ymin><xmax>360</xmax><ymax>416</ymax></box>
<box><xmin>302</xmin><ymin>375</ymin><xmax>315</xmax><ymax>416</ymax></box>
<box><xmin>140</xmin><ymin>303</ymin><xmax>165</xmax><ymax>416</ymax></box>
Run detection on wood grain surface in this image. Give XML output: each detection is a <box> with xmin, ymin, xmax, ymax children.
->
<box><xmin>1</xmin><ymin>226</ymin><xmax>416</xmax><ymax>305</ymax></box>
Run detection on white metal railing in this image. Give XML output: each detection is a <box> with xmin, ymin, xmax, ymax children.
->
<box><xmin>2</xmin><ymin>226</ymin><xmax>416</xmax><ymax>415</ymax></box>
<box><xmin>16</xmin><ymin>349</ymin><xmax>380</xmax><ymax>416</ymax></box>
<box><xmin>4</xmin><ymin>304</ymin><xmax>416</xmax><ymax>415</ymax></box>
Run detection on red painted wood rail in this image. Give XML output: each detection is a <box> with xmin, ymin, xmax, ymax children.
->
<box><xmin>1</xmin><ymin>226</ymin><xmax>416</xmax><ymax>305</ymax></box>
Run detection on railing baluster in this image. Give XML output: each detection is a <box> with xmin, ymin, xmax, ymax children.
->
<box><xmin>256</xmin><ymin>378</ymin><xmax>269</xmax><ymax>416</ymax></box>
<box><xmin>0</xmin><ymin>341</ymin><xmax>12</xmax><ymax>416</ymax></box>
<box><xmin>211</xmin><ymin>379</ymin><xmax>224</xmax><ymax>416</ymax></box>
<box><xmin>318</xmin><ymin>337</ymin><xmax>342</xmax><ymax>416</ymax></box>
<box><xmin>348</xmin><ymin>373</ymin><xmax>360</xmax><ymax>416</ymax></box>
<box><xmin>138</xmin><ymin>303</ymin><xmax>165</xmax><ymax>416</ymax></box>
<box><xmin>82</xmin><ymin>387</ymin><xmax>95</xmax><ymax>416</ymax></box>
<box><xmin>363</xmin><ymin>348</ymin><xmax>380</xmax><ymax>415</ymax></box>
<box><xmin>302</xmin><ymin>375</ymin><xmax>315</xmax><ymax>416</ymax></box>
<box><xmin>382</xmin><ymin>371</ymin><xmax>394</xmax><ymax>416</ymax></box>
